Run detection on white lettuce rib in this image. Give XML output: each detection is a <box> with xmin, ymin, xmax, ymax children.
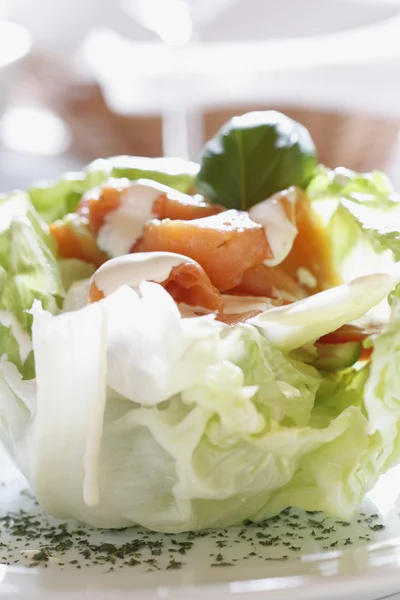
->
<box><xmin>31</xmin><ymin>299</ymin><xmax>107</xmax><ymax>512</ymax></box>
<box><xmin>249</xmin><ymin>264</ymin><xmax>400</xmax><ymax>351</ymax></box>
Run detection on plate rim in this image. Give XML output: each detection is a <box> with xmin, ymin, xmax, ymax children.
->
<box><xmin>2</xmin><ymin>534</ymin><xmax>400</xmax><ymax>600</ymax></box>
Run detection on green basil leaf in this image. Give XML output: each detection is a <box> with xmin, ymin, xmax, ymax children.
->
<box><xmin>196</xmin><ymin>111</ymin><xmax>317</xmax><ymax>210</ymax></box>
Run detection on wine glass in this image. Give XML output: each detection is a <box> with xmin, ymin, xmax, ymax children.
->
<box><xmin>122</xmin><ymin>0</ymin><xmax>239</xmax><ymax>158</ymax></box>
<box><xmin>123</xmin><ymin>0</ymin><xmax>238</xmax><ymax>45</ymax></box>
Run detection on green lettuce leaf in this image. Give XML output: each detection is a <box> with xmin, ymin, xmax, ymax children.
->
<box><xmin>231</xmin><ymin>325</ymin><xmax>320</xmax><ymax>427</ymax></box>
<box><xmin>311</xmin><ymin>365</ymin><xmax>370</xmax><ymax>427</ymax></box>
<box><xmin>340</xmin><ymin>198</ymin><xmax>400</xmax><ymax>260</ymax></box>
<box><xmin>58</xmin><ymin>259</ymin><xmax>95</xmax><ymax>292</ymax></box>
<box><xmin>29</xmin><ymin>156</ymin><xmax>199</xmax><ymax>223</ymax></box>
<box><xmin>0</xmin><ymin>191</ymin><xmax>64</xmax><ymax>379</ymax></box>
<box><xmin>351</xmin><ymin>295</ymin><xmax>400</xmax><ymax>480</ymax></box>
<box><xmin>307</xmin><ymin>165</ymin><xmax>393</xmax><ymax>203</ymax></box>
<box><xmin>0</xmin><ymin>192</ymin><xmax>63</xmax><ymax>329</ymax></box>
<box><xmin>308</xmin><ymin>166</ymin><xmax>400</xmax><ymax>280</ymax></box>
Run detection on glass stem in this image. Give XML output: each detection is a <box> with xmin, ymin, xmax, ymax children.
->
<box><xmin>161</xmin><ymin>102</ymin><xmax>204</xmax><ymax>159</ymax></box>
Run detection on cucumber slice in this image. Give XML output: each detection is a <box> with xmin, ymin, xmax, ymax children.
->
<box><xmin>313</xmin><ymin>341</ymin><xmax>362</xmax><ymax>371</ymax></box>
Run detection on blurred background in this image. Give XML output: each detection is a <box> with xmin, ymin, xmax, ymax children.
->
<box><xmin>2</xmin><ymin>0</ymin><xmax>400</xmax><ymax>191</ymax></box>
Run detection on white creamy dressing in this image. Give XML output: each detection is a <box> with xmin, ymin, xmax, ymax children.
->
<box><xmin>91</xmin><ymin>252</ymin><xmax>197</xmax><ymax>297</ymax></box>
<box><xmin>270</xmin><ymin>287</ymin><xmax>302</xmax><ymax>304</ymax></box>
<box><xmin>96</xmin><ymin>179</ymin><xmax>193</xmax><ymax>258</ymax></box>
<box><xmin>83</xmin><ymin>177</ymin><xmax>132</xmax><ymax>204</ymax></box>
<box><xmin>0</xmin><ymin>310</ymin><xmax>31</xmax><ymax>362</ymax></box>
<box><xmin>249</xmin><ymin>189</ymin><xmax>298</xmax><ymax>267</ymax></box>
<box><xmin>296</xmin><ymin>267</ymin><xmax>317</xmax><ymax>290</ymax></box>
<box><xmin>97</xmin><ymin>179</ymin><xmax>161</xmax><ymax>257</ymax></box>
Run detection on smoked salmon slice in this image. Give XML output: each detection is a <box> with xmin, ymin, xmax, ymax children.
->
<box><xmin>89</xmin><ymin>259</ymin><xmax>223</xmax><ymax>312</ymax></box>
<box><xmin>134</xmin><ymin>210</ymin><xmax>272</xmax><ymax>291</ymax></box>
<box><xmin>50</xmin><ymin>217</ymin><xmax>108</xmax><ymax>267</ymax></box>
<box><xmin>230</xmin><ymin>263</ymin><xmax>308</xmax><ymax>302</ymax></box>
<box><xmin>163</xmin><ymin>263</ymin><xmax>223</xmax><ymax>312</ymax></box>
<box><xmin>317</xmin><ymin>323</ymin><xmax>382</xmax><ymax>345</ymax></box>
<box><xmin>78</xmin><ymin>179</ymin><xmax>223</xmax><ymax>235</ymax></box>
<box><xmin>78</xmin><ymin>179</ymin><xmax>126</xmax><ymax>234</ymax></box>
<box><xmin>231</xmin><ymin>188</ymin><xmax>340</xmax><ymax>299</ymax></box>
<box><xmin>317</xmin><ymin>323</ymin><xmax>381</xmax><ymax>362</ymax></box>
<box><xmin>57</xmin><ymin>182</ymin><xmax>340</xmax><ymax>309</ymax></box>
<box><xmin>277</xmin><ymin>189</ymin><xmax>340</xmax><ymax>293</ymax></box>
<box><xmin>152</xmin><ymin>193</ymin><xmax>223</xmax><ymax>221</ymax></box>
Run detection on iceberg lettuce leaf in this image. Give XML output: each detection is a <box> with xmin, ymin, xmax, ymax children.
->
<box><xmin>29</xmin><ymin>156</ymin><xmax>198</xmax><ymax>222</ymax></box>
<box><xmin>0</xmin><ymin>283</ymin><xmax>397</xmax><ymax>532</ymax></box>
<box><xmin>308</xmin><ymin>166</ymin><xmax>400</xmax><ymax>280</ymax></box>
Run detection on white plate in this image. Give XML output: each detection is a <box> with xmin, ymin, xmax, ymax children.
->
<box><xmin>2</xmin><ymin>450</ymin><xmax>400</xmax><ymax>600</ymax></box>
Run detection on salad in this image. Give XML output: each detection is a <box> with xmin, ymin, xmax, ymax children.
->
<box><xmin>1</xmin><ymin>110</ymin><xmax>400</xmax><ymax>533</ymax></box>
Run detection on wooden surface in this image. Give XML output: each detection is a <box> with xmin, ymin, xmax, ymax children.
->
<box><xmin>13</xmin><ymin>53</ymin><xmax>400</xmax><ymax>170</ymax></box>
